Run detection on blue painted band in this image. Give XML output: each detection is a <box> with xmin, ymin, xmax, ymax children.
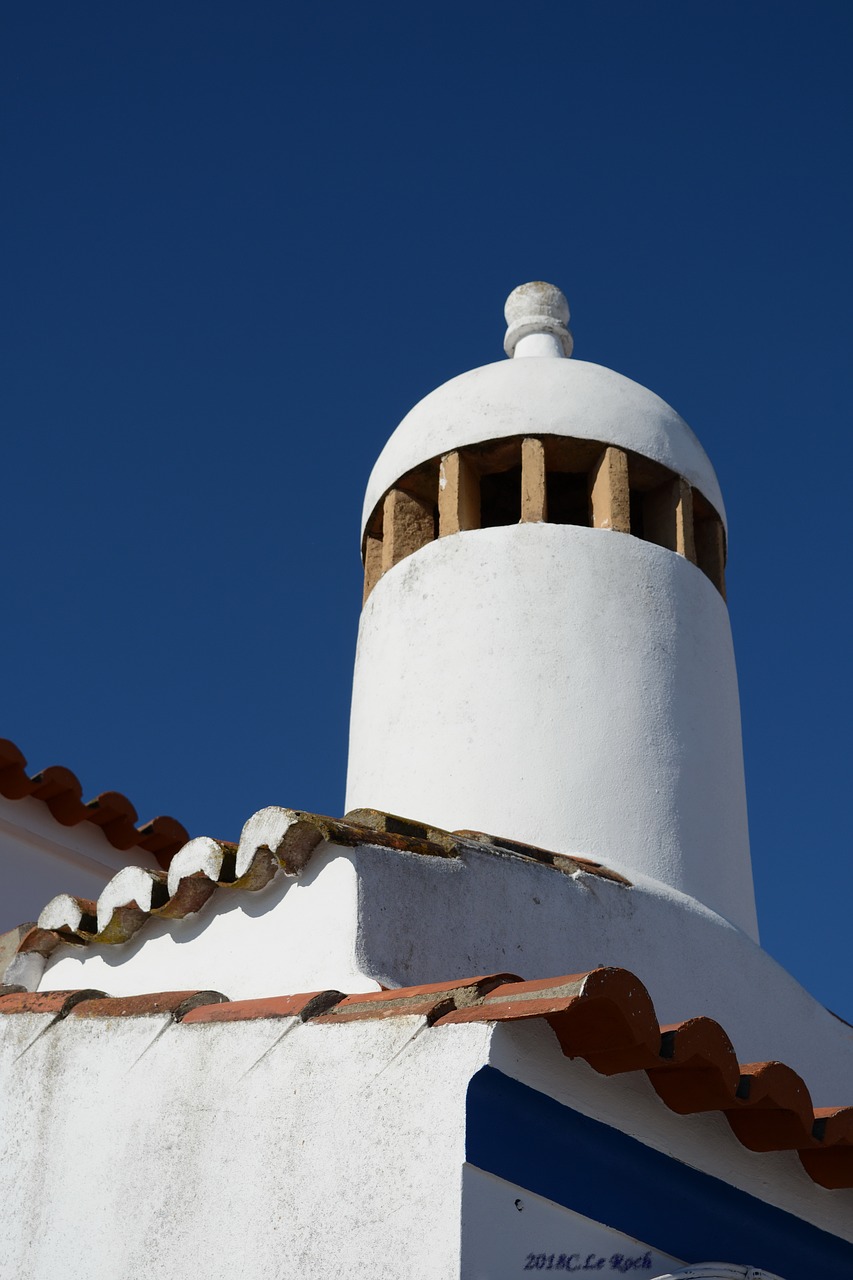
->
<box><xmin>466</xmin><ymin>1067</ymin><xmax>853</xmax><ymax>1280</ymax></box>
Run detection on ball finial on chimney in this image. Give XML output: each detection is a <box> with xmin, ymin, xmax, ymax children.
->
<box><xmin>504</xmin><ymin>281</ymin><xmax>573</xmax><ymax>359</ymax></box>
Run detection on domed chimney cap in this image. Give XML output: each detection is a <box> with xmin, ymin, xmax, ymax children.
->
<box><xmin>504</xmin><ymin>281</ymin><xmax>573</xmax><ymax>359</ymax></box>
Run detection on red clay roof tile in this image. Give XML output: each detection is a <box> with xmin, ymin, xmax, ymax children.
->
<box><xmin>311</xmin><ymin>974</ymin><xmax>521</xmax><ymax>1024</ymax></box>
<box><xmin>725</xmin><ymin>1061</ymin><xmax>817</xmax><ymax>1152</ymax></box>
<box><xmin>436</xmin><ymin>968</ymin><xmax>662</xmax><ymax>1073</ymax></box>
<box><xmin>0</xmin><ymin>988</ymin><xmax>106</xmax><ymax>1017</ymax></box>
<box><xmin>182</xmin><ymin>990</ymin><xmax>344</xmax><ymax>1023</ymax></box>
<box><xmin>647</xmin><ymin>1018</ymin><xmax>741</xmax><ymax>1113</ymax></box>
<box><xmin>67</xmin><ymin>991</ymin><xmax>228</xmax><ymax>1020</ymax></box>
<box><xmin>0</xmin><ymin>736</ymin><xmax>188</xmax><ymax>867</ymax></box>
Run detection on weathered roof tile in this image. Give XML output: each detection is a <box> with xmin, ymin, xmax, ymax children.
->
<box><xmin>312</xmin><ymin>974</ymin><xmax>521</xmax><ymax>1024</ymax></box>
<box><xmin>182</xmin><ymin>990</ymin><xmax>344</xmax><ymax>1023</ymax></box>
<box><xmin>66</xmin><ymin>990</ymin><xmax>229</xmax><ymax>1020</ymax></box>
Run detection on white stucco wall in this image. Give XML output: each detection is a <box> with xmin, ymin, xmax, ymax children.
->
<box><xmin>0</xmin><ymin>793</ymin><xmax>160</xmax><ymax>933</ymax></box>
<box><xmin>362</xmin><ymin>358</ymin><xmax>726</xmax><ymax>536</ymax></box>
<box><xmin>0</xmin><ymin>1011</ymin><xmax>848</xmax><ymax>1280</ymax></box>
<box><xmin>0</xmin><ymin>1010</ymin><xmax>483</xmax><ymax>1280</ymax></box>
<box><xmin>347</xmin><ymin>524</ymin><xmax>756</xmax><ymax>938</ymax></box>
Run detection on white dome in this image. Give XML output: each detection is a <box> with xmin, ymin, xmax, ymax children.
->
<box><xmin>362</xmin><ymin>357</ymin><xmax>726</xmax><ymax>537</ymax></box>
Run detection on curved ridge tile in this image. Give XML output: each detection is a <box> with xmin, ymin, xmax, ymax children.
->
<box><xmin>452</xmin><ymin>827</ymin><xmax>631</xmax><ymax>884</ymax></box>
<box><xmin>166</xmin><ymin>837</ymin><xmax>228</xmax><ymax>896</ymax></box>
<box><xmin>160</xmin><ymin>837</ymin><xmax>234</xmax><ymax>918</ymax></box>
<box><xmin>814</xmin><ymin>1105</ymin><xmax>853</xmax><ymax>1145</ymax></box>
<box><xmin>136</xmin><ymin>816</ymin><xmax>194</xmax><ymax>863</ymax></box>
<box><xmin>0</xmin><ymin>924</ymin><xmax>56</xmax><ymax>991</ymax></box>
<box><xmin>799</xmin><ymin>1146</ymin><xmax>853</xmax><ymax>1191</ymax></box>
<box><xmin>726</xmin><ymin>1061</ymin><xmax>816</xmax><ymax>1152</ymax></box>
<box><xmin>38</xmin><ymin>895</ymin><xmax>99</xmax><ymax>941</ymax></box>
<box><xmin>235</xmin><ymin>807</ymin><xmax>325</xmax><ymax>880</ymax></box>
<box><xmin>800</xmin><ymin>1109</ymin><xmax>853</xmax><ymax>1189</ymax></box>
<box><xmin>648</xmin><ymin>1017</ymin><xmax>741</xmax><ymax>1114</ymax></box>
<box><xmin>0</xmin><ymin>988</ymin><xmax>107</xmax><ymax>1017</ymax></box>
<box><xmin>96</xmin><ymin>867</ymin><xmax>169</xmax><ymax>943</ymax></box>
<box><xmin>0</xmin><ymin>736</ymin><xmax>188</xmax><ymax>864</ymax></box>
<box><xmin>67</xmin><ymin>990</ymin><xmax>229</xmax><ymax>1020</ymax></box>
<box><xmin>83</xmin><ymin>791</ymin><xmax>142</xmax><ymax>851</ymax></box>
<box><xmin>312</xmin><ymin>974</ymin><xmax>521</xmax><ymax>1024</ymax></box>
<box><xmin>438</xmin><ymin>967</ymin><xmax>661</xmax><ymax>1074</ymax></box>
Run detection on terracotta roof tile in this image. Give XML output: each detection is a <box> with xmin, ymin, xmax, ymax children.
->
<box><xmin>0</xmin><ymin>988</ymin><xmax>107</xmax><ymax>1017</ymax></box>
<box><xmin>726</xmin><ymin>1060</ymin><xmax>816</xmax><ymax>1152</ymax></box>
<box><xmin>1</xmin><ymin>965</ymin><xmax>849</xmax><ymax>1189</ymax></box>
<box><xmin>66</xmin><ymin>990</ymin><xmax>228</xmax><ymax>1020</ymax></box>
<box><xmin>15</xmin><ymin>925</ymin><xmax>68</xmax><ymax>957</ymax></box>
<box><xmin>311</xmin><ymin>974</ymin><xmax>521</xmax><ymax>1024</ymax></box>
<box><xmin>436</xmin><ymin>969</ymin><xmax>662</xmax><ymax>1073</ymax></box>
<box><xmin>182</xmin><ymin>990</ymin><xmax>344</xmax><ymax>1023</ymax></box>
<box><xmin>0</xmin><ymin>736</ymin><xmax>188</xmax><ymax>867</ymax></box>
<box><xmin>647</xmin><ymin>1017</ymin><xmax>741</xmax><ymax>1113</ymax></box>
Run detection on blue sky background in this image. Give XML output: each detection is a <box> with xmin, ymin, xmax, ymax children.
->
<box><xmin>2</xmin><ymin>4</ymin><xmax>851</xmax><ymax>1018</ymax></box>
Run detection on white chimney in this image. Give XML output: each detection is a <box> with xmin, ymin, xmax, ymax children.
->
<box><xmin>346</xmin><ymin>283</ymin><xmax>757</xmax><ymax>939</ymax></box>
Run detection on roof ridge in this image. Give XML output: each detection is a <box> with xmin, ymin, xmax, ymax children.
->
<box><xmin>1</xmin><ymin>965</ymin><xmax>850</xmax><ymax>1191</ymax></box>
<box><xmin>0</xmin><ymin>736</ymin><xmax>188</xmax><ymax>865</ymax></box>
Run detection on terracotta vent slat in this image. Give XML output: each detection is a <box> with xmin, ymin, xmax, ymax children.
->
<box><xmin>361</xmin><ymin>434</ymin><xmax>726</xmax><ymax>597</ymax></box>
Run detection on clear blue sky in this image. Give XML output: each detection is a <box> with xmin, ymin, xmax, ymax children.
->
<box><xmin>2</xmin><ymin>4</ymin><xmax>851</xmax><ymax>1018</ymax></box>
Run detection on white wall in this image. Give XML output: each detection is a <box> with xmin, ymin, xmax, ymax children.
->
<box><xmin>0</xmin><ymin>1009</ymin><xmax>482</xmax><ymax>1280</ymax></box>
<box><xmin>0</xmin><ymin>1010</ymin><xmax>848</xmax><ymax>1280</ymax></box>
<box><xmin>347</xmin><ymin>524</ymin><xmax>757</xmax><ymax>938</ymax></box>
